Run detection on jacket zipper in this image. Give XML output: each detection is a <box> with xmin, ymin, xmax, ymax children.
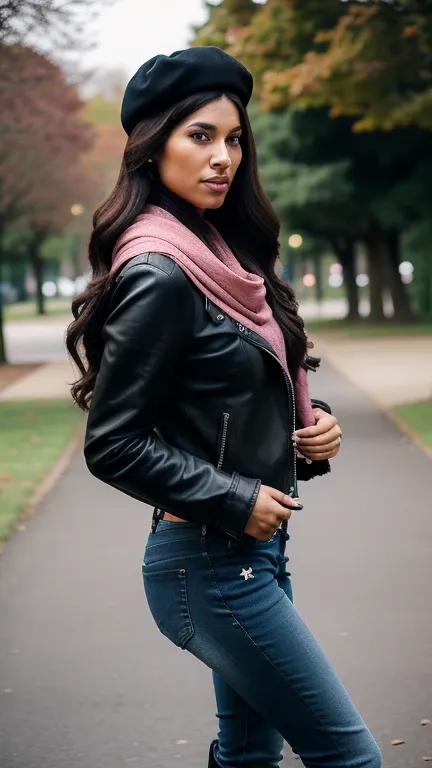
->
<box><xmin>236</xmin><ymin>324</ymin><xmax>298</xmax><ymax>498</ymax></box>
<box><xmin>217</xmin><ymin>412</ymin><xmax>230</xmax><ymax>470</ymax></box>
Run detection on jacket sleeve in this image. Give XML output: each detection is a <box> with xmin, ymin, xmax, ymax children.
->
<box><xmin>84</xmin><ymin>256</ymin><xmax>260</xmax><ymax>540</ymax></box>
<box><xmin>296</xmin><ymin>398</ymin><xmax>331</xmax><ymax>481</ymax></box>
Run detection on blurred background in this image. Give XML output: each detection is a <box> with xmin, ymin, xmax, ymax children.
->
<box><xmin>0</xmin><ymin>2</ymin><xmax>431</xmax><ymax>768</ymax></box>
<box><xmin>1</xmin><ymin>0</ymin><xmax>432</xmax><ymax>339</ymax></box>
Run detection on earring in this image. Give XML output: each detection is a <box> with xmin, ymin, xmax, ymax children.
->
<box><xmin>146</xmin><ymin>159</ymin><xmax>155</xmax><ymax>180</ymax></box>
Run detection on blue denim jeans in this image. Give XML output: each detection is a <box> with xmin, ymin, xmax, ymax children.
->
<box><xmin>142</xmin><ymin>519</ymin><xmax>381</xmax><ymax>768</ymax></box>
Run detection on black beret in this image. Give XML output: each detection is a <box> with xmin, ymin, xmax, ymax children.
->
<box><xmin>121</xmin><ymin>46</ymin><xmax>253</xmax><ymax>135</ymax></box>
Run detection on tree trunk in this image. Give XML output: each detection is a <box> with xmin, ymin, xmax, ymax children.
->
<box><xmin>0</xmin><ymin>301</ymin><xmax>5</xmax><ymax>363</ymax></box>
<box><xmin>385</xmin><ymin>230</ymin><xmax>416</xmax><ymax>322</ymax></box>
<box><xmin>417</xmin><ymin>250</ymin><xmax>432</xmax><ymax>317</ymax></box>
<box><xmin>364</xmin><ymin>224</ymin><xmax>386</xmax><ymax>322</ymax></box>
<box><xmin>9</xmin><ymin>260</ymin><xmax>28</xmax><ymax>301</ymax></box>
<box><xmin>28</xmin><ymin>231</ymin><xmax>47</xmax><ymax>316</ymax></box>
<box><xmin>367</xmin><ymin>253</ymin><xmax>385</xmax><ymax>322</ymax></box>
<box><xmin>0</xmin><ymin>247</ymin><xmax>6</xmax><ymax>364</ymax></box>
<box><xmin>330</xmin><ymin>235</ymin><xmax>360</xmax><ymax>320</ymax></box>
<box><xmin>341</xmin><ymin>241</ymin><xmax>359</xmax><ymax>321</ymax></box>
<box><xmin>313</xmin><ymin>252</ymin><xmax>324</xmax><ymax>303</ymax></box>
<box><xmin>32</xmin><ymin>254</ymin><xmax>45</xmax><ymax>315</ymax></box>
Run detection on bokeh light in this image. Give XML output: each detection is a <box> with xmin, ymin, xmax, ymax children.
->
<box><xmin>288</xmin><ymin>234</ymin><xmax>303</xmax><ymax>248</ymax></box>
<box><xmin>401</xmin><ymin>273</ymin><xmax>414</xmax><ymax>284</ymax></box>
<box><xmin>70</xmin><ymin>203</ymin><xmax>84</xmax><ymax>216</ymax></box>
<box><xmin>356</xmin><ymin>273</ymin><xmax>369</xmax><ymax>287</ymax></box>
<box><xmin>303</xmin><ymin>273</ymin><xmax>316</xmax><ymax>287</ymax></box>
<box><xmin>329</xmin><ymin>274</ymin><xmax>344</xmax><ymax>288</ymax></box>
<box><xmin>42</xmin><ymin>281</ymin><xmax>57</xmax><ymax>298</ymax></box>
<box><xmin>57</xmin><ymin>277</ymin><xmax>76</xmax><ymax>297</ymax></box>
<box><xmin>399</xmin><ymin>261</ymin><xmax>414</xmax><ymax>276</ymax></box>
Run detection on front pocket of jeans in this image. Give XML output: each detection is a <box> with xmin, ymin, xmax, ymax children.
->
<box><xmin>142</xmin><ymin>566</ymin><xmax>194</xmax><ymax>649</ymax></box>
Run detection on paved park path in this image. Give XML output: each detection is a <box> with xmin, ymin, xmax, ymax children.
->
<box><xmin>1</xmin><ymin>356</ymin><xmax>432</xmax><ymax>767</ymax></box>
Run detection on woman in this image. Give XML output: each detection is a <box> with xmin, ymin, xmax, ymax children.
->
<box><xmin>67</xmin><ymin>47</ymin><xmax>381</xmax><ymax>768</ymax></box>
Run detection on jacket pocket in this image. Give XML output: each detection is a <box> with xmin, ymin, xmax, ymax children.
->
<box><xmin>142</xmin><ymin>566</ymin><xmax>194</xmax><ymax>649</ymax></box>
<box><xmin>217</xmin><ymin>412</ymin><xmax>231</xmax><ymax>470</ymax></box>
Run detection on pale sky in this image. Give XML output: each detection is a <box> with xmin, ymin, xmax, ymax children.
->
<box><xmin>82</xmin><ymin>0</ymin><xmax>210</xmax><ymax>80</ymax></box>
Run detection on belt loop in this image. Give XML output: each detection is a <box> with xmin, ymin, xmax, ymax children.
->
<box><xmin>151</xmin><ymin>507</ymin><xmax>163</xmax><ymax>533</ymax></box>
<box><xmin>200</xmin><ymin>524</ymin><xmax>207</xmax><ymax>545</ymax></box>
<box><xmin>280</xmin><ymin>518</ymin><xmax>290</xmax><ymax>544</ymax></box>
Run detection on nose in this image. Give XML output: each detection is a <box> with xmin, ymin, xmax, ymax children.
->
<box><xmin>210</xmin><ymin>142</ymin><xmax>232</xmax><ymax>170</ymax></box>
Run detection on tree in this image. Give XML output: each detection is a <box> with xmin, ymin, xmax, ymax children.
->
<box><xmin>0</xmin><ymin>0</ymin><xmax>109</xmax><ymax>362</ymax></box>
<box><xmin>405</xmin><ymin>220</ymin><xmax>432</xmax><ymax>318</ymax></box>
<box><xmin>21</xmin><ymin>142</ymin><xmax>93</xmax><ymax>316</ymax></box>
<box><xmin>251</xmin><ymin>104</ymin><xmax>363</xmax><ymax>318</ymax></box>
<box><xmin>193</xmin><ymin>0</ymin><xmax>260</xmax><ymax>48</ymax></box>
<box><xmin>260</xmin><ymin>1</ymin><xmax>432</xmax><ymax>132</ymax></box>
<box><xmin>0</xmin><ymin>45</ymin><xmax>93</xmax><ymax>213</ymax></box>
<box><xmin>0</xmin><ymin>45</ymin><xmax>94</xmax><ymax>360</ymax></box>
<box><xmin>195</xmin><ymin>3</ymin><xmax>369</xmax><ymax>319</ymax></box>
<box><xmin>41</xmin><ymin>231</ymin><xmax>84</xmax><ymax>276</ymax></box>
<box><xmin>195</xmin><ymin>1</ymin><xmax>340</xmax><ymax>77</ymax></box>
<box><xmin>0</xmin><ymin>0</ymin><xmax>109</xmax><ymax>47</ymax></box>
<box><xmin>193</xmin><ymin>0</ymin><xmax>432</xmax><ymax>322</ymax></box>
<box><xmin>84</xmin><ymin>92</ymin><xmax>125</xmax><ymax>194</ymax></box>
<box><xmin>74</xmin><ymin>90</ymin><xmax>126</xmax><ymax>272</ymax></box>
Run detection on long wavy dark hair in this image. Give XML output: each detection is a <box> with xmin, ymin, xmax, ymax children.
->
<box><xmin>66</xmin><ymin>91</ymin><xmax>308</xmax><ymax>410</ymax></box>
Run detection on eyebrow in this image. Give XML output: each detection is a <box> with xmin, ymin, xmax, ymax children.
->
<box><xmin>187</xmin><ymin>121</ymin><xmax>242</xmax><ymax>133</ymax></box>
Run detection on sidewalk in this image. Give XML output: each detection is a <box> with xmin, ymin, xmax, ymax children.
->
<box><xmin>1</xmin><ymin>353</ymin><xmax>432</xmax><ymax>768</ymax></box>
<box><xmin>0</xmin><ymin>359</ymin><xmax>75</xmax><ymax>401</ymax></box>
<box><xmin>1</xmin><ymin>333</ymin><xmax>431</xmax><ymax>408</ymax></box>
<box><xmin>311</xmin><ymin>333</ymin><xmax>432</xmax><ymax>407</ymax></box>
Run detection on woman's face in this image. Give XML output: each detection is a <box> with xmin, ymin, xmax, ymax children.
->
<box><xmin>157</xmin><ymin>96</ymin><xmax>242</xmax><ymax>212</ymax></box>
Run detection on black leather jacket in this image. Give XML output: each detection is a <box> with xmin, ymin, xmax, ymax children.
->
<box><xmin>84</xmin><ymin>252</ymin><xmax>330</xmax><ymax>541</ymax></box>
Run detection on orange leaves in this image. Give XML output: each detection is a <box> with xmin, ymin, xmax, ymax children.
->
<box><xmin>226</xmin><ymin>26</ymin><xmax>245</xmax><ymax>45</ymax></box>
<box><xmin>201</xmin><ymin>0</ymin><xmax>432</xmax><ymax>132</ymax></box>
<box><xmin>261</xmin><ymin>54</ymin><xmax>325</xmax><ymax>110</ymax></box>
<box><xmin>0</xmin><ymin>44</ymin><xmax>94</xmax><ymax>230</ymax></box>
<box><xmin>403</xmin><ymin>25</ymin><xmax>420</xmax><ymax>38</ymax></box>
<box><xmin>278</xmin><ymin>2</ymin><xmax>432</xmax><ymax>131</ymax></box>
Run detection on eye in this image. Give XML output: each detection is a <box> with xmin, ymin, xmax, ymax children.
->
<box><xmin>190</xmin><ymin>132</ymin><xmax>209</xmax><ymax>142</ymax></box>
<box><xmin>227</xmin><ymin>135</ymin><xmax>241</xmax><ymax>145</ymax></box>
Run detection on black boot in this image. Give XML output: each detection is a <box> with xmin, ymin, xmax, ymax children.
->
<box><xmin>208</xmin><ymin>739</ymin><xmax>220</xmax><ymax>767</ymax></box>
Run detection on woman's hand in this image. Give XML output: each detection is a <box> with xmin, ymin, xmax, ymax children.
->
<box><xmin>244</xmin><ymin>486</ymin><xmax>302</xmax><ymax>541</ymax></box>
<box><xmin>294</xmin><ymin>408</ymin><xmax>342</xmax><ymax>462</ymax></box>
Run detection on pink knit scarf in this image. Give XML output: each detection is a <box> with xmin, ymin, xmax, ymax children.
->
<box><xmin>111</xmin><ymin>205</ymin><xmax>315</xmax><ymax>428</ymax></box>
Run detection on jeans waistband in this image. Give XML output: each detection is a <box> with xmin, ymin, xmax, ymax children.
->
<box><xmin>150</xmin><ymin>508</ymin><xmax>290</xmax><ymax>544</ymax></box>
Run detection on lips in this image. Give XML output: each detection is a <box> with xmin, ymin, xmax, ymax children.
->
<box><xmin>203</xmin><ymin>176</ymin><xmax>229</xmax><ymax>184</ymax></box>
<box><xmin>202</xmin><ymin>177</ymin><xmax>230</xmax><ymax>193</ymax></box>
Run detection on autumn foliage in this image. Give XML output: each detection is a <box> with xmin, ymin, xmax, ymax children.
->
<box><xmin>0</xmin><ymin>0</ymin><xmax>113</xmax><ymax>361</ymax></box>
<box><xmin>194</xmin><ymin>0</ymin><xmax>432</xmax><ymax>324</ymax></box>
<box><xmin>0</xmin><ymin>44</ymin><xmax>94</xmax><ymax>230</ymax></box>
<box><xmin>261</xmin><ymin>2</ymin><xmax>432</xmax><ymax>132</ymax></box>
<box><xmin>197</xmin><ymin>0</ymin><xmax>432</xmax><ymax>132</ymax></box>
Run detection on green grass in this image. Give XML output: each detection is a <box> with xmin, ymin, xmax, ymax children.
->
<box><xmin>0</xmin><ymin>400</ymin><xmax>83</xmax><ymax>541</ymax></box>
<box><xmin>305</xmin><ymin>318</ymin><xmax>432</xmax><ymax>338</ymax></box>
<box><xmin>4</xmin><ymin>299</ymin><xmax>72</xmax><ymax>321</ymax></box>
<box><xmin>393</xmin><ymin>401</ymin><xmax>432</xmax><ymax>450</ymax></box>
